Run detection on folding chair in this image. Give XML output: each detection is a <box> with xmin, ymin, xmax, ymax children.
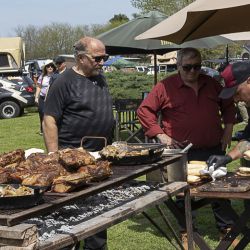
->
<box><xmin>114</xmin><ymin>99</ymin><xmax>144</xmax><ymax>143</ymax></box>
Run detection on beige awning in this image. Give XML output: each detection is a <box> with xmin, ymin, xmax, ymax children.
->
<box><xmin>136</xmin><ymin>0</ymin><xmax>250</xmax><ymax>44</ymax></box>
<box><xmin>0</xmin><ymin>37</ymin><xmax>24</xmax><ymax>69</ymax></box>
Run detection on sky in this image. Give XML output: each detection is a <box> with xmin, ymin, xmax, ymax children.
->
<box><xmin>0</xmin><ymin>0</ymin><xmax>138</xmax><ymax>36</ymax></box>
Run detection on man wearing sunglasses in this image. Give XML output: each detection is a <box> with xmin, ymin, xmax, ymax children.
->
<box><xmin>43</xmin><ymin>37</ymin><xmax>114</xmax><ymax>250</ymax></box>
<box><xmin>137</xmin><ymin>47</ymin><xmax>236</xmax><ymax>247</ymax></box>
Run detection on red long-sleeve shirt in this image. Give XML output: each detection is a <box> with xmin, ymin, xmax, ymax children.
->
<box><xmin>137</xmin><ymin>73</ymin><xmax>236</xmax><ymax>149</ymax></box>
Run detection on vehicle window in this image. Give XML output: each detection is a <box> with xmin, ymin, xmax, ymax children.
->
<box><xmin>0</xmin><ymin>54</ymin><xmax>10</xmax><ymax>67</ymax></box>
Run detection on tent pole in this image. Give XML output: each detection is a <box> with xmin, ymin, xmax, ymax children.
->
<box><xmin>154</xmin><ymin>52</ymin><xmax>157</xmax><ymax>85</ymax></box>
<box><xmin>226</xmin><ymin>44</ymin><xmax>229</xmax><ymax>65</ymax></box>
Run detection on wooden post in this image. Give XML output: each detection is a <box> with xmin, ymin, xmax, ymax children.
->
<box><xmin>0</xmin><ymin>224</ymin><xmax>38</xmax><ymax>248</ymax></box>
<box><xmin>184</xmin><ymin>187</ymin><xmax>194</xmax><ymax>250</ymax></box>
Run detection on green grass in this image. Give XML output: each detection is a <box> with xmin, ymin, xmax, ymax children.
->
<box><xmin>0</xmin><ymin>111</ymin><xmax>249</xmax><ymax>249</ymax></box>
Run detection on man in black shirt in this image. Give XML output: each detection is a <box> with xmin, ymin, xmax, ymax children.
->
<box><xmin>43</xmin><ymin>37</ymin><xmax>113</xmax><ymax>250</ymax></box>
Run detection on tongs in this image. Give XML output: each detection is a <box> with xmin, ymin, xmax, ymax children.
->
<box><xmin>126</xmin><ymin>144</ymin><xmax>166</xmax><ymax>152</ymax></box>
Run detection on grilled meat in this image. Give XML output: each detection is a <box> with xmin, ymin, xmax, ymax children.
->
<box><xmin>27</xmin><ymin>152</ymin><xmax>59</xmax><ymax>164</ymax></box>
<box><xmin>78</xmin><ymin>161</ymin><xmax>112</xmax><ymax>181</ymax></box>
<box><xmin>99</xmin><ymin>145</ymin><xmax>149</xmax><ymax>159</ymax></box>
<box><xmin>58</xmin><ymin>148</ymin><xmax>95</xmax><ymax>170</ymax></box>
<box><xmin>22</xmin><ymin>172</ymin><xmax>58</xmax><ymax>187</ymax></box>
<box><xmin>8</xmin><ymin>155</ymin><xmax>68</xmax><ymax>185</ymax></box>
<box><xmin>51</xmin><ymin>172</ymin><xmax>91</xmax><ymax>193</ymax></box>
<box><xmin>0</xmin><ymin>147</ymin><xmax>112</xmax><ymax>192</ymax></box>
<box><xmin>0</xmin><ymin>168</ymin><xmax>11</xmax><ymax>184</ymax></box>
<box><xmin>0</xmin><ymin>149</ymin><xmax>25</xmax><ymax>168</ymax></box>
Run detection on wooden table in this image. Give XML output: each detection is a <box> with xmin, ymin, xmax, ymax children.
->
<box><xmin>184</xmin><ymin>174</ymin><xmax>250</xmax><ymax>250</ymax></box>
<box><xmin>0</xmin><ymin>156</ymin><xmax>194</xmax><ymax>250</ymax></box>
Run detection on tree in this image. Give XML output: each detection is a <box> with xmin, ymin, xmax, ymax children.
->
<box><xmin>131</xmin><ymin>0</ymin><xmax>194</xmax><ymax>16</ymax></box>
<box><xmin>15</xmin><ymin>23</ymin><xmax>92</xmax><ymax>59</ymax></box>
<box><xmin>109</xmin><ymin>14</ymin><xmax>129</xmax><ymax>24</ymax></box>
<box><xmin>92</xmin><ymin>14</ymin><xmax>130</xmax><ymax>36</ymax></box>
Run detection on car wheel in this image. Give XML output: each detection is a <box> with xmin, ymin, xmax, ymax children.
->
<box><xmin>0</xmin><ymin>101</ymin><xmax>21</xmax><ymax>119</ymax></box>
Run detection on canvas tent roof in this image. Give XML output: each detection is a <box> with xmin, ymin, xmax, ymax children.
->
<box><xmin>0</xmin><ymin>37</ymin><xmax>25</xmax><ymax>73</ymax></box>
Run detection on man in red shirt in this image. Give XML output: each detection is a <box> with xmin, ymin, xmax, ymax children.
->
<box><xmin>137</xmin><ymin>47</ymin><xmax>236</xmax><ymax>243</ymax></box>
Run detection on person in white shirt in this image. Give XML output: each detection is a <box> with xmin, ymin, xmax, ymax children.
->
<box><xmin>35</xmin><ymin>59</ymin><xmax>56</xmax><ymax>135</ymax></box>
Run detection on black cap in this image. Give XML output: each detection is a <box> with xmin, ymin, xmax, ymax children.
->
<box><xmin>54</xmin><ymin>56</ymin><xmax>65</xmax><ymax>64</ymax></box>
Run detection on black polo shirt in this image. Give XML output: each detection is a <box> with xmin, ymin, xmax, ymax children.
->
<box><xmin>44</xmin><ymin>68</ymin><xmax>114</xmax><ymax>151</ymax></box>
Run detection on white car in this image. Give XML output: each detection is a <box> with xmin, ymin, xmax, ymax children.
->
<box><xmin>0</xmin><ymin>77</ymin><xmax>35</xmax><ymax>119</ymax></box>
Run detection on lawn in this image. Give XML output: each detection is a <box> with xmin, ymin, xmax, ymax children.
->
<box><xmin>0</xmin><ymin>109</ymin><xmax>249</xmax><ymax>249</ymax></box>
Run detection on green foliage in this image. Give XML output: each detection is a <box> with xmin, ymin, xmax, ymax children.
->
<box><xmin>15</xmin><ymin>23</ymin><xmax>91</xmax><ymax>60</ymax></box>
<box><xmin>15</xmin><ymin>16</ymin><xmax>130</xmax><ymax>60</ymax></box>
<box><xmin>200</xmin><ymin>42</ymin><xmax>245</xmax><ymax>61</ymax></box>
<box><xmin>93</xmin><ymin>14</ymin><xmax>130</xmax><ymax>36</ymax></box>
<box><xmin>131</xmin><ymin>0</ymin><xmax>194</xmax><ymax>16</ymax></box>
<box><xmin>105</xmin><ymin>71</ymin><xmax>166</xmax><ymax>100</ymax></box>
<box><xmin>109</xmin><ymin>14</ymin><xmax>129</xmax><ymax>24</ymax></box>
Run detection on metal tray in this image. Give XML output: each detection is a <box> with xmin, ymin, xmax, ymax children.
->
<box><xmin>101</xmin><ymin>143</ymin><xmax>165</xmax><ymax>165</ymax></box>
<box><xmin>0</xmin><ymin>184</ymin><xmax>44</xmax><ymax>210</ymax></box>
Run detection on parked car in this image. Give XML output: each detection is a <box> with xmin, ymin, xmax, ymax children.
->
<box><xmin>6</xmin><ymin>75</ymin><xmax>34</xmax><ymax>92</ymax></box>
<box><xmin>147</xmin><ymin>64</ymin><xmax>177</xmax><ymax>75</ymax></box>
<box><xmin>135</xmin><ymin>66</ymin><xmax>148</xmax><ymax>73</ymax></box>
<box><xmin>25</xmin><ymin>59</ymin><xmax>49</xmax><ymax>79</ymax></box>
<box><xmin>0</xmin><ymin>77</ymin><xmax>35</xmax><ymax>119</ymax></box>
<box><xmin>200</xmin><ymin>66</ymin><xmax>222</xmax><ymax>82</ymax></box>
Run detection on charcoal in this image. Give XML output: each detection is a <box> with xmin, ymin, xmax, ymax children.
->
<box><xmin>24</xmin><ymin>182</ymin><xmax>159</xmax><ymax>241</ymax></box>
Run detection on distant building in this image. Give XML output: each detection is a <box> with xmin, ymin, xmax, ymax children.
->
<box><xmin>150</xmin><ymin>51</ymin><xmax>177</xmax><ymax>65</ymax></box>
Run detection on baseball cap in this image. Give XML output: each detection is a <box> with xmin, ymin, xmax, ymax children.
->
<box><xmin>54</xmin><ymin>56</ymin><xmax>65</xmax><ymax>65</ymax></box>
<box><xmin>219</xmin><ymin>62</ymin><xmax>250</xmax><ymax>99</ymax></box>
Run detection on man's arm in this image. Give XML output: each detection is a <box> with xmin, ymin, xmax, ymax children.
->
<box><xmin>43</xmin><ymin>115</ymin><xmax>59</xmax><ymax>153</ymax></box>
<box><xmin>207</xmin><ymin>140</ymin><xmax>250</xmax><ymax>169</ymax></box>
<box><xmin>221</xmin><ymin>123</ymin><xmax>234</xmax><ymax>151</ymax></box>
<box><xmin>137</xmin><ymin>83</ymin><xmax>165</xmax><ymax>138</ymax></box>
<box><xmin>228</xmin><ymin>140</ymin><xmax>250</xmax><ymax>160</ymax></box>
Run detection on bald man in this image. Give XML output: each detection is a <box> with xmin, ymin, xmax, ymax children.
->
<box><xmin>43</xmin><ymin>37</ymin><xmax>113</xmax><ymax>250</ymax></box>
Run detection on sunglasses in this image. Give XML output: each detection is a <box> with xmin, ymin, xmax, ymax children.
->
<box><xmin>182</xmin><ymin>64</ymin><xmax>201</xmax><ymax>72</ymax></box>
<box><xmin>84</xmin><ymin>54</ymin><xmax>109</xmax><ymax>63</ymax></box>
<box><xmin>46</xmin><ymin>64</ymin><xmax>55</xmax><ymax>68</ymax></box>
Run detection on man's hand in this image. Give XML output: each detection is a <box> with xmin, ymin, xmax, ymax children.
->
<box><xmin>156</xmin><ymin>134</ymin><xmax>184</xmax><ymax>148</ymax></box>
<box><xmin>207</xmin><ymin>155</ymin><xmax>232</xmax><ymax>170</ymax></box>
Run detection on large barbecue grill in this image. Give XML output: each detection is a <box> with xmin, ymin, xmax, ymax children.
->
<box><xmin>0</xmin><ymin>156</ymin><xmax>181</xmax><ymax>226</ymax></box>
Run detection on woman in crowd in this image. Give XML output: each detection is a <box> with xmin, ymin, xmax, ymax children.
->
<box><xmin>35</xmin><ymin>60</ymin><xmax>56</xmax><ymax>135</ymax></box>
